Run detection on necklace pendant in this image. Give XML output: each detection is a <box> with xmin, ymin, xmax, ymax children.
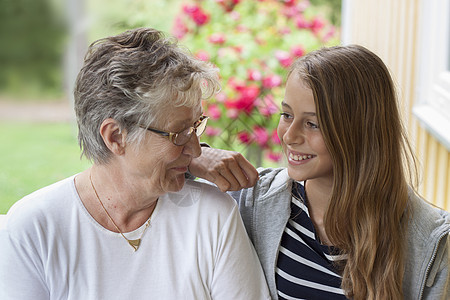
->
<box><xmin>128</xmin><ymin>239</ymin><xmax>141</xmax><ymax>251</ymax></box>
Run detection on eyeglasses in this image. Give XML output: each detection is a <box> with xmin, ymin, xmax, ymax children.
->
<box><xmin>142</xmin><ymin>116</ymin><xmax>209</xmax><ymax>146</ymax></box>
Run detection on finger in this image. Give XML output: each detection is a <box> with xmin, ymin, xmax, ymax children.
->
<box><xmin>233</xmin><ymin>155</ymin><xmax>259</xmax><ymax>187</ymax></box>
<box><xmin>217</xmin><ymin>166</ymin><xmax>242</xmax><ymax>191</ymax></box>
<box><xmin>211</xmin><ymin>173</ymin><xmax>232</xmax><ymax>192</ymax></box>
<box><xmin>221</xmin><ymin>159</ymin><xmax>249</xmax><ymax>189</ymax></box>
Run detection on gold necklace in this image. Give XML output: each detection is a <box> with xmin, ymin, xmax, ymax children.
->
<box><xmin>89</xmin><ymin>173</ymin><xmax>155</xmax><ymax>252</ymax></box>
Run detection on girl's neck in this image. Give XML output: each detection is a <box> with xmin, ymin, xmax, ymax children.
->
<box><xmin>305</xmin><ymin>179</ymin><xmax>332</xmax><ymax>211</ymax></box>
<box><xmin>304</xmin><ymin>179</ymin><xmax>333</xmax><ymax>245</ymax></box>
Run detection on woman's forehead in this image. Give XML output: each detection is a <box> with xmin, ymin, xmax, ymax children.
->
<box><xmin>159</xmin><ymin>104</ymin><xmax>203</xmax><ymax>128</ymax></box>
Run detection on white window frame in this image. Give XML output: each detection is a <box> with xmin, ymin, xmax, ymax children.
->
<box><xmin>413</xmin><ymin>0</ymin><xmax>450</xmax><ymax>150</ymax></box>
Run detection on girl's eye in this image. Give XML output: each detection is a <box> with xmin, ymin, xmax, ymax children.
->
<box><xmin>306</xmin><ymin>121</ymin><xmax>319</xmax><ymax>129</ymax></box>
<box><xmin>280</xmin><ymin>112</ymin><xmax>293</xmax><ymax>120</ymax></box>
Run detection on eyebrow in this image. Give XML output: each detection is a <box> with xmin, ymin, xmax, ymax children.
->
<box><xmin>281</xmin><ymin>101</ymin><xmax>316</xmax><ymax>116</ymax></box>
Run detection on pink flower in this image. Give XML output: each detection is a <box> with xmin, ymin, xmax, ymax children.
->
<box><xmin>205</xmin><ymin>127</ymin><xmax>221</xmax><ymax>136</ymax></box>
<box><xmin>238</xmin><ymin>86</ymin><xmax>260</xmax><ymax>113</ymax></box>
<box><xmin>183</xmin><ymin>4</ymin><xmax>199</xmax><ymax>14</ymax></box>
<box><xmin>258</xmin><ymin>95</ymin><xmax>280</xmax><ymax>117</ymax></box>
<box><xmin>225</xmin><ymin>85</ymin><xmax>260</xmax><ymax>114</ymax></box>
<box><xmin>290</xmin><ymin>45</ymin><xmax>305</xmax><ymax>57</ymax></box>
<box><xmin>247</xmin><ymin>69</ymin><xmax>262</xmax><ymax>81</ymax></box>
<box><xmin>253</xmin><ymin>126</ymin><xmax>269</xmax><ymax>147</ymax></box>
<box><xmin>282</xmin><ymin>0</ymin><xmax>297</xmax><ymax>7</ymax></box>
<box><xmin>230</xmin><ymin>11</ymin><xmax>241</xmax><ymax>21</ymax></box>
<box><xmin>172</xmin><ymin>16</ymin><xmax>188</xmax><ymax>39</ymax></box>
<box><xmin>267</xmin><ymin>151</ymin><xmax>282</xmax><ymax>162</ymax></box>
<box><xmin>215</xmin><ymin>92</ymin><xmax>227</xmax><ymax>103</ymax></box>
<box><xmin>240</xmin><ymin>84</ymin><xmax>260</xmax><ymax>102</ymax></box>
<box><xmin>295</xmin><ymin>15</ymin><xmax>310</xmax><ymax>29</ymax></box>
<box><xmin>209</xmin><ymin>33</ymin><xmax>226</xmax><ymax>44</ymax></box>
<box><xmin>183</xmin><ymin>4</ymin><xmax>210</xmax><ymax>26</ymax></box>
<box><xmin>237</xmin><ymin>131</ymin><xmax>252</xmax><ymax>144</ymax></box>
<box><xmin>310</xmin><ymin>16</ymin><xmax>325</xmax><ymax>35</ymax></box>
<box><xmin>279</xmin><ymin>27</ymin><xmax>291</xmax><ymax>35</ymax></box>
<box><xmin>196</xmin><ymin>50</ymin><xmax>210</xmax><ymax>61</ymax></box>
<box><xmin>297</xmin><ymin>0</ymin><xmax>310</xmax><ymax>12</ymax></box>
<box><xmin>282</xmin><ymin>6</ymin><xmax>296</xmax><ymax>18</ymax></box>
<box><xmin>232</xmin><ymin>46</ymin><xmax>243</xmax><ymax>54</ymax></box>
<box><xmin>236</xmin><ymin>24</ymin><xmax>248</xmax><ymax>33</ymax></box>
<box><xmin>262</xmin><ymin>74</ymin><xmax>282</xmax><ymax>88</ymax></box>
<box><xmin>207</xmin><ymin>104</ymin><xmax>221</xmax><ymax>120</ymax></box>
<box><xmin>322</xmin><ymin>26</ymin><xmax>336</xmax><ymax>43</ymax></box>
<box><xmin>228</xmin><ymin>77</ymin><xmax>246</xmax><ymax>91</ymax></box>
<box><xmin>192</xmin><ymin>10</ymin><xmax>209</xmax><ymax>26</ymax></box>
<box><xmin>271</xmin><ymin>129</ymin><xmax>281</xmax><ymax>145</ymax></box>
<box><xmin>226</xmin><ymin>108</ymin><xmax>240</xmax><ymax>119</ymax></box>
<box><xmin>275</xmin><ymin>50</ymin><xmax>293</xmax><ymax>68</ymax></box>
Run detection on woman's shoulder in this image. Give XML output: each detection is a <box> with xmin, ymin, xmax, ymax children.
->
<box><xmin>4</xmin><ymin>176</ymin><xmax>78</xmax><ymax>232</ymax></box>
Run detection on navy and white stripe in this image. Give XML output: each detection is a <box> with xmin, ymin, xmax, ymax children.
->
<box><xmin>276</xmin><ymin>181</ymin><xmax>347</xmax><ymax>299</ymax></box>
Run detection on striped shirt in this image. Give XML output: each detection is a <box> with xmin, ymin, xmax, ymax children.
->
<box><xmin>275</xmin><ymin>181</ymin><xmax>347</xmax><ymax>299</ymax></box>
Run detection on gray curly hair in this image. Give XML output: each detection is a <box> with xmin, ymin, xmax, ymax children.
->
<box><xmin>74</xmin><ymin>27</ymin><xmax>220</xmax><ymax>164</ymax></box>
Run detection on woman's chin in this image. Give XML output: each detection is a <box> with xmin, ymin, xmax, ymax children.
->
<box><xmin>167</xmin><ymin>174</ymin><xmax>186</xmax><ymax>192</ymax></box>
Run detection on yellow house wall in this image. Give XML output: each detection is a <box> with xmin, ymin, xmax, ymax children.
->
<box><xmin>344</xmin><ymin>0</ymin><xmax>450</xmax><ymax>210</ymax></box>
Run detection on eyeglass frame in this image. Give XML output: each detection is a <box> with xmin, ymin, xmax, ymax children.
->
<box><xmin>141</xmin><ymin>115</ymin><xmax>209</xmax><ymax>146</ymax></box>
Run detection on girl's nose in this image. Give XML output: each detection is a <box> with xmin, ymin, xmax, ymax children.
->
<box><xmin>283</xmin><ymin>124</ymin><xmax>305</xmax><ymax>145</ymax></box>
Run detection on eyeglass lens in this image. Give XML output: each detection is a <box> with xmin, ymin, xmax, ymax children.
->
<box><xmin>173</xmin><ymin>117</ymin><xmax>208</xmax><ymax>146</ymax></box>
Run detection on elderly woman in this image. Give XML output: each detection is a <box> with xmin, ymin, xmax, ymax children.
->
<box><xmin>0</xmin><ymin>28</ymin><xmax>270</xmax><ymax>299</ymax></box>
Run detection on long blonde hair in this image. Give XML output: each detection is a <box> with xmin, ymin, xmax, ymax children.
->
<box><xmin>291</xmin><ymin>45</ymin><xmax>417</xmax><ymax>299</ymax></box>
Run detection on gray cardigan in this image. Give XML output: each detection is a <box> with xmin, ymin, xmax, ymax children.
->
<box><xmin>229</xmin><ymin>168</ymin><xmax>449</xmax><ymax>300</ymax></box>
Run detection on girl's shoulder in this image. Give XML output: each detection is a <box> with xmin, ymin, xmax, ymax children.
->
<box><xmin>404</xmin><ymin>190</ymin><xmax>449</xmax><ymax>299</ymax></box>
<box><xmin>407</xmin><ymin>190</ymin><xmax>450</xmax><ymax>238</ymax></box>
<box><xmin>256</xmin><ymin>167</ymin><xmax>292</xmax><ymax>194</ymax></box>
<box><xmin>232</xmin><ymin>167</ymin><xmax>293</xmax><ymax>206</ymax></box>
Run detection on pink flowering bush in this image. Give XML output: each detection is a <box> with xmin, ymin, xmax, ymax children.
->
<box><xmin>173</xmin><ymin>0</ymin><xmax>339</xmax><ymax>166</ymax></box>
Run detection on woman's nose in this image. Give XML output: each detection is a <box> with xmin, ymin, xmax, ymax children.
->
<box><xmin>183</xmin><ymin>134</ymin><xmax>202</xmax><ymax>158</ymax></box>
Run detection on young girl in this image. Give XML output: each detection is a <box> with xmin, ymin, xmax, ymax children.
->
<box><xmin>189</xmin><ymin>45</ymin><xmax>450</xmax><ymax>299</ymax></box>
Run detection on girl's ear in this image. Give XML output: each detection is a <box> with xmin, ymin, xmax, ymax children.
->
<box><xmin>99</xmin><ymin>118</ymin><xmax>126</xmax><ymax>156</ymax></box>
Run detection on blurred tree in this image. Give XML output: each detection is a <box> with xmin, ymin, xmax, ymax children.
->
<box><xmin>310</xmin><ymin>0</ymin><xmax>341</xmax><ymax>25</ymax></box>
<box><xmin>0</xmin><ymin>0</ymin><xmax>67</xmax><ymax>99</ymax></box>
<box><xmin>87</xmin><ymin>0</ymin><xmax>182</xmax><ymax>41</ymax></box>
<box><xmin>170</xmin><ymin>0</ymin><xmax>340</xmax><ymax>166</ymax></box>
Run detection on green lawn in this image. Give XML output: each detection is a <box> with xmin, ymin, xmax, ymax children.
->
<box><xmin>0</xmin><ymin>122</ymin><xmax>91</xmax><ymax>213</ymax></box>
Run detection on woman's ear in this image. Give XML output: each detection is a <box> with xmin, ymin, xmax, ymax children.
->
<box><xmin>99</xmin><ymin>118</ymin><xmax>126</xmax><ymax>156</ymax></box>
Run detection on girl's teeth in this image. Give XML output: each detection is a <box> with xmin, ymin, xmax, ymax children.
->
<box><xmin>289</xmin><ymin>153</ymin><xmax>313</xmax><ymax>161</ymax></box>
